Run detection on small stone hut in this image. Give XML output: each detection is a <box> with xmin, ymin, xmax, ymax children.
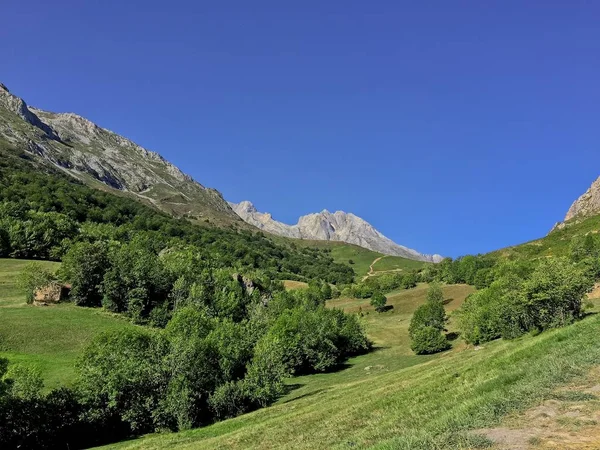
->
<box><xmin>33</xmin><ymin>283</ymin><xmax>71</xmax><ymax>306</ymax></box>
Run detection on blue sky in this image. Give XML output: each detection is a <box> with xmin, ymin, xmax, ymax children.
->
<box><xmin>2</xmin><ymin>1</ymin><xmax>599</xmax><ymax>257</ymax></box>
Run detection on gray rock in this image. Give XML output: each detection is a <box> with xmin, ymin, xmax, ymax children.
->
<box><xmin>564</xmin><ymin>176</ymin><xmax>600</xmax><ymax>222</ymax></box>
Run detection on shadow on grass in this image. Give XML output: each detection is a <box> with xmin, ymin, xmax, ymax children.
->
<box><xmin>443</xmin><ymin>298</ymin><xmax>454</xmax><ymax>305</ymax></box>
<box><xmin>282</xmin><ymin>388</ymin><xmax>326</xmax><ymax>404</ymax></box>
<box><xmin>446</xmin><ymin>331</ymin><xmax>460</xmax><ymax>342</ymax></box>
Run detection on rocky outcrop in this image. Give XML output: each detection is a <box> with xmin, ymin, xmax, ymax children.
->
<box><xmin>229</xmin><ymin>201</ymin><xmax>443</xmax><ymax>262</ymax></box>
<box><xmin>0</xmin><ymin>83</ymin><xmax>241</xmax><ymax>225</ymax></box>
<box><xmin>564</xmin><ymin>176</ymin><xmax>600</xmax><ymax>222</ymax></box>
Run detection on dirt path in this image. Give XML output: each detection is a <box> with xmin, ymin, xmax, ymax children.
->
<box><xmin>475</xmin><ymin>366</ymin><xmax>600</xmax><ymax>449</ymax></box>
<box><xmin>362</xmin><ymin>256</ymin><xmax>387</xmax><ymax>281</ymax></box>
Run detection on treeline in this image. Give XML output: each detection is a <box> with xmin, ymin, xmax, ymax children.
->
<box><xmin>2</xmin><ymin>272</ymin><xmax>370</xmax><ymax>449</ymax></box>
<box><xmin>0</xmin><ymin>145</ymin><xmax>354</xmax><ymax>284</ymax></box>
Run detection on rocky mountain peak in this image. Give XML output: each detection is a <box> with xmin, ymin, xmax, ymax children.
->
<box><xmin>230</xmin><ymin>201</ymin><xmax>443</xmax><ymax>262</ymax></box>
<box><xmin>564</xmin><ymin>176</ymin><xmax>600</xmax><ymax>222</ymax></box>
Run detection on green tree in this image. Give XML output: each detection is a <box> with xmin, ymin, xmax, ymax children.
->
<box><xmin>370</xmin><ymin>291</ymin><xmax>387</xmax><ymax>312</ymax></box>
<box><xmin>426</xmin><ymin>282</ymin><xmax>444</xmax><ymax>304</ymax></box>
<box><xmin>409</xmin><ymin>283</ymin><xmax>449</xmax><ymax>354</ymax></box>
<box><xmin>60</xmin><ymin>241</ymin><xmax>109</xmax><ymax>307</ymax></box>
<box><xmin>77</xmin><ymin>328</ymin><xmax>169</xmax><ymax>433</ymax></box>
<box><xmin>522</xmin><ymin>258</ymin><xmax>592</xmax><ymax>330</ymax></box>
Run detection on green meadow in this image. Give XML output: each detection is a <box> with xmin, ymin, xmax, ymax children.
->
<box><xmin>0</xmin><ymin>258</ymin><xmax>135</xmax><ymax>389</ymax></box>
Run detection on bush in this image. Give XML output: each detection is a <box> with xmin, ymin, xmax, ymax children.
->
<box><xmin>2</xmin><ymin>364</ymin><xmax>44</xmax><ymax>400</ymax></box>
<box><xmin>410</xmin><ymin>326</ymin><xmax>450</xmax><ymax>355</ymax></box>
<box><xmin>208</xmin><ymin>380</ymin><xmax>253</xmax><ymax>420</ymax></box>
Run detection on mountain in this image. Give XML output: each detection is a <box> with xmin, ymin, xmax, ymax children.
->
<box><xmin>229</xmin><ymin>201</ymin><xmax>443</xmax><ymax>262</ymax></box>
<box><xmin>564</xmin><ymin>176</ymin><xmax>600</xmax><ymax>222</ymax></box>
<box><xmin>0</xmin><ymin>83</ymin><xmax>242</xmax><ymax>226</ymax></box>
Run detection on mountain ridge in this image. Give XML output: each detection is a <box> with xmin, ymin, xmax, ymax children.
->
<box><xmin>0</xmin><ymin>82</ymin><xmax>242</xmax><ymax>226</ymax></box>
<box><xmin>229</xmin><ymin>200</ymin><xmax>443</xmax><ymax>262</ymax></box>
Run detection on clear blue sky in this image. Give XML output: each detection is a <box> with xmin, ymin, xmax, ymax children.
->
<box><xmin>2</xmin><ymin>1</ymin><xmax>599</xmax><ymax>257</ymax></box>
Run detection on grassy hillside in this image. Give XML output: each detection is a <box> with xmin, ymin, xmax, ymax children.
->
<box><xmin>103</xmin><ymin>296</ymin><xmax>600</xmax><ymax>450</ymax></box>
<box><xmin>493</xmin><ymin>213</ymin><xmax>600</xmax><ymax>260</ymax></box>
<box><xmin>272</xmin><ymin>237</ymin><xmax>427</xmax><ymax>279</ymax></box>
<box><xmin>370</xmin><ymin>254</ymin><xmax>426</xmax><ymax>273</ymax></box>
<box><xmin>0</xmin><ymin>259</ymin><xmax>136</xmax><ymax>389</ymax></box>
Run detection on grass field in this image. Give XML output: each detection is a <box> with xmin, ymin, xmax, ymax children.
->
<box><xmin>282</xmin><ymin>280</ymin><xmax>309</xmax><ymax>290</ymax></box>
<box><xmin>370</xmin><ymin>255</ymin><xmax>427</xmax><ymax>273</ymax></box>
<box><xmin>0</xmin><ymin>259</ymin><xmax>135</xmax><ymax>389</ymax></box>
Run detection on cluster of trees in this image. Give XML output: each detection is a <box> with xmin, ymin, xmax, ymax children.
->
<box><xmin>409</xmin><ymin>284</ymin><xmax>450</xmax><ymax>354</ymax></box>
<box><xmin>0</xmin><ymin>146</ymin><xmax>354</xmax><ymax>285</ymax></box>
<box><xmin>418</xmin><ymin>255</ymin><xmax>497</xmax><ymax>288</ymax></box>
<box><xmin>3</xmin><ymin>270</ymin><xmax>370</xmax><ymax>449</ymax></box>
<box><xmin>459</xmin><ymin>258</ymin><xmax>593</xmax><ymax>345</ymax></box>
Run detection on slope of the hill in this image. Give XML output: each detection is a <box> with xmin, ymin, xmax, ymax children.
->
<box><xmin>0</xmin><ymin>82</ymin><xmax>241</xmax><ymax>226</ymax></box>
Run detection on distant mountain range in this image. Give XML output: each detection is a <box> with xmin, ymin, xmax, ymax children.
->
<box><xmin>229</xmin><ymin>201</ymin><xmax>443</xmax><ymax>262</ymax></box>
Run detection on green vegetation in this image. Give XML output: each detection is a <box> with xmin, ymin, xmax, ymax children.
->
<box><xmin>102</xmin><ymin>293</ymin><xmax>600</xmax><ymax>449</ymax></box>
<box><xmin>0</xmin><ymin>259</ymin><xmax>136</xmax><ymax>389</ymax></box>
<box><xmin>409</xmin><ymin>284</ymin><xmax>450</xmax><ymax>354</ymax></box>
<box><xmin>0</xmin><ymin>255</ymin><xmax>368</xmax><ymax>449</ymax></box>
<box><xmin>459</xmin><ymin>258</ymin><xmax>592</xmax><ymax>345</ymax></box>
<box><xmin>370</xmin><ymin>291</ymin><xmax>387</xmax><ymax>312</ymax></box>
<box><xmin>0</xmin><ymin>144</ymin><xmax>354</xmax><ymax>285</ymax></box>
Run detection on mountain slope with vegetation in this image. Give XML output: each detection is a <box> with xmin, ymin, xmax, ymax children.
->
<box><xmin>0</xmin><ymin>82</ymin><xmax>241</xmax><ymax>226</ymax></box>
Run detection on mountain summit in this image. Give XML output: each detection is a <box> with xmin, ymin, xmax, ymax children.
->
<box><xmin>564</xmin><ymin>176</ymin><xmax>600</xmax><ymax>222</ymax></box>
<box><xmin>229</xmin><ymin>201</ymin><xmax>443</xmax><ymax>262</ymax></box>
<box><xmin>0</xmin><ymin>83</ymin><xmax>241</xmax><ymax>225</ymax></box>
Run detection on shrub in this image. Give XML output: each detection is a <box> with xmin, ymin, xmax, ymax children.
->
<box><xmin>208</xmin><ymin>380</ymin><xmax>253</xmax><ymax>420</ymax></box>
<box><xmin>3</xmin><ymin>364</ymin><xmax>44</xmax><ymax>400</ymax></box>
<box><xmin>410</xmin><ymin>326</ymin><xmax>450</xmax><ymax>355</ymax></box>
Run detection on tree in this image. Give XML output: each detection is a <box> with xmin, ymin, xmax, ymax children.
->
<box><xmin>426</xmin><ymin>282</ymin><xmax>444</xmax><ymax>304</ymax></box>
<box><xmin>409</xmin><ymin>283</ymin><xmax>449</xmax><ymax>354</ymax></box>
<box><xmin>370</xmin><ymin>291</ymin><xmax>387</xmax><ymax>312</ymax></box>
<box><xmin>60</xmin><ymin>241</ymin><xmax>109</xmax><ymax>307</ymax></box>
<box><xmin>409</xmin><ymin>299</ymin><xmax>446</xmax><ymax>337</ymax></box>
<box><xmin>77</xmin><ymin>328</ymin><xmax>169</xmax><ymax>433</ymax></box>
<box><xmin>522</xmin><ymin>258</ymin><xmax>591</xmax><ymax>330</ymax></box>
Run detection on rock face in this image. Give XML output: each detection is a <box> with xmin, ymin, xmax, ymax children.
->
<box><xmin>0</xmin><ymin>82</ymin><xmax>242</xmax><ymax>225</ymax></box>
<box><xmin>229</xmin><ymin>201</ymin><xmax>443</xmax><ymax>262</ymax></box>
<box><xmin>564</xmin><ymin>176</ymin><xmax>600</xmax><ymax>222</ymax></box>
